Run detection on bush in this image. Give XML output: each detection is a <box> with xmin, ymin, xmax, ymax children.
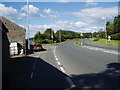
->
<box><xmin>93</xmin><ymin>38</ymin><xmax>99</xmax><ymax>41</ymax></box>
<box><xmin>110</xmin><ymin>33</ymin><xmax>120</xmax><ymax>40</ymax></box>
<box><xmin>41</xmin><ymin>39</ymin><xmax>49</xmax><ymax>44</ymax></box>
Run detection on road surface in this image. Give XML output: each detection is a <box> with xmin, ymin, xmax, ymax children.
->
<box><xmin>55</xmin><ymin>41</ymin><xmax>118</xmax><ymax>75</ymax></box>
<box><xmin>55</xmin><ymin>41</ymin><xmax>119</xmax><ymax>88</ymax></box>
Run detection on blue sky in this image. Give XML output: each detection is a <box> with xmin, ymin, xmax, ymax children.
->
<box><xmin>0</xmin><ymin>1</ymin><xmax>118</xmax><ymax>38</ymax></box>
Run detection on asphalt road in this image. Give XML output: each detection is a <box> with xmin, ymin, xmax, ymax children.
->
<box><xmin>55</xmin><ymin>41</ymin><xmax>119</xmax><ymax>88</ymax></box>
<box><xmin>3</xmin><ymin>45</ymin><xmax>70</xmax><ymax>89</ymax></box>
<box><xmin>55</xmin><ymin>41</ymin><xmax>118</xmax><ymax>74</ymax></box>
<box><xmin>3</xmin><ymin>43</ymin><xmax>119</xmax><ymax>88</ymax></box>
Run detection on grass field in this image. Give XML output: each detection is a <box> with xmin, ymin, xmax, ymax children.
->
<box><xmin>89</xmin><ymin>39</ymin><xmax>120</xmax><ymax>47</ymax></box>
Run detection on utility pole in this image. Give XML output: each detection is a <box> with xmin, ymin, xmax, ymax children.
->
<box><xmin>59</xmin><ymin>30</ymin><xmax>61</xmax><ymax>42</ymax></box>
<box><xmin>50</xmin><ymin>14</ymin><xmax>54</xmax><ymax>43</ymax></box>
<box><xmin>101</xmin><ymin>17</ymin><xmax>107</xmax><ymax>45</ymax></box>
<box><xmin>27</xmin><ymin>0</ymin><xmax>30</xmax><ymax>50</ymax></box>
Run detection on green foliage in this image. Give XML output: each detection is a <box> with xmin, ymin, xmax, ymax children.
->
<box><xmin>110</xmin><ymin>33</ymin><xmax>120</xmax><ymax>40</ymax></box>
<box><xmin>113</xmin><ymin>15</ymin><xmax>120</xmax><ymax>34</ymax></box>
<box><xmin>106</xmin><ymin>15</ymin><xmax>120</xmax><ymax>37</ymax></box>
<box><xmin>93</xmin><ymin>38</ymin><xmax>99</xmax><ymax>41</ymax></box>
<box><xmin>82</xmin><ymin>33</ymin><xmax>92</xmax><ymax>38</ymax></box>
<box><xmin>98</xmin><ymin>31</ymin><xmax>105</xmax><ymax>39</ymax></box>
<box><xmin>106</xmin><ymin>22</ymin><xmax>114</xmax><ymax>35</ymax></box>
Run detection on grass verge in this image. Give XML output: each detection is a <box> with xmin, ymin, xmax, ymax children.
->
<box><xmin>89</xmin><ymin>39</ymin><xmax>120</xmax><ymax>47</ymax></box>
<box><xmin>75</xmin><ymin>41</ymin><xmax>84</xmax><ymax>46</ymax></box>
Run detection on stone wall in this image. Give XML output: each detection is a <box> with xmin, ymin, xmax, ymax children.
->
<box><xmin>0</xmin><ymin>16</ymin><xmax>26</xmax><ymax>47</ymax></box>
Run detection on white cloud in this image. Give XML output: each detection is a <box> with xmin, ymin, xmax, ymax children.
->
<box><xmin>85</xmin><ymin>0</ymin><xmax>97</xmax><ymax>6</ymax></box>
<box><xmin>0</xmin><ymin>4</ymin><xmax>26</xmax><ymax>21</ymax></box>
<box><xmin>43</xmin><ymin>8</ymin><xmax>59</xmax><ymax>18</ymax></box>
<box><xmin>48</xmin><ymin>14</ymin><xmax>59</xmax><ymax>18</ymax></box>
<box><xmin>59</xmin><ymin>0</ymin><xmax>70</xmax><ymax>3</ymax></box>
<box><xmin>21</xmin><ymin>4</ymin><xmax>39</xmax><ymax>15</ymax></box>
<box><xmin>73</xmin><ymin>7</ymin><xmax>118</xmax><ymax>25</ymax></box>
<box><xmin>28</xmin><ymin>20</ymin><xmax>88</xmax><ymax>37</ymax></box>
<box><xmin>43</xmin><ymin>8</ymin><xmax>54</xmax><ymax>14</ymax></box>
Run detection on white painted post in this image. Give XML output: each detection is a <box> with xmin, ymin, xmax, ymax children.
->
<box><xmin>108</xmin><ymin>36</ymin><xmax>111</xmax><ymax>41</ymax></box>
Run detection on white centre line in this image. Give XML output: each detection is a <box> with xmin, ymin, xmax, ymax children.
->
<box><xmin>57</xmin><ymin>61</ymin><xmax>61</xmax><ymax>66</ymax></box>
<box><xmin>55</xmin><ymin>55</ymin><xmax>57</xmax><ymax>58</ymax></box>
<box><xmin>66</xmin><ymin>77</ymin><xmax>76</xmax><ymax>88</ymax></box>
<box><xmin>32</xmin><ymin>65</ymin><xmax>36</xmax><ymax>70</ymax></box>
<box><xmin>56</xmin><ymin>58</ymin><xmax>58</xmax><ymax>61</ymax></box>
<box><xmin>30</xmin><ymin>72</ymin><xmax>34</xmax><ymax>79</ymax></box>
<box><xmin>60</xmin><ymin>67</ymin><xmax>66</xmax><ymax>73</ymax></box>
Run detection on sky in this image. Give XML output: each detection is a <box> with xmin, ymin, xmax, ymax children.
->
<box><xmin>0</xmin><ymin>0</ymin><xmax>119</xmax><ymax>38</ymax></box>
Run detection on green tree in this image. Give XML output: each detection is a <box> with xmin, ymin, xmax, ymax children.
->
<box><xmin>113</xmin><ymin>15</ymin><xmax>120</xmax><ymax>34</ymax></box>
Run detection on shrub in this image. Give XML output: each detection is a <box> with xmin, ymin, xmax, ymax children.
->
<box><xmin>93</xmin><ymin>38</ymin><xmax>99</xmax><ymax>41</ymax></box>
<box><xmin>41</xmin><ymin>39</ymin><xmax>49</xmax><ymax>44</ymax></box>
<box><xmin>110</xmin><ymin>33</ymin><xmax>120</xmax><ymax>40</ymax></box>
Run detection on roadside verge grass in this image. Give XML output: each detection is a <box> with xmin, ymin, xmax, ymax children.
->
<box><xmin>75</xmin><ymin>41</ymin><xmax>84</xmax><ymax>46</ymax></box>
<box><xmin>89</xmin><ymin>39</ymin><xmax>120</xmax><ymax>47</ymax></box>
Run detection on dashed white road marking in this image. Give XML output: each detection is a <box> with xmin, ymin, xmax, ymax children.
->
<box><xmin>55</xmin><ymin>55</ymin><xmax>57</xmax><ymax>58</ymax></box>
<box><xmin>34</xmin><ymin>60</ymin><xmax>37</xmax><ymax>65</ymax></box>
<box><xmin>66</xmin><ymin>77</ymin><xmax>76</xmax><ymax>88</ymax></box>
<box><xmin>32</xmin><ymin>65</ymin><xmax>36</xmax><ymax>70</ymax></box>
<box><xmin>52</xmin><ymin>44</ymin><xmax>76</xmax><ymax>88</ymax></box>
<box><xmin>57</xmin><ymin>61</ymin><xmax>61</xmax><ymax>66</ymax></box>
<box><xmin>56</xmin><ymin>58</ymin><xmax>58</xmax><ymax>61</ymax></box>
<box><xmin>30</xmin><ymin>72</ymin><xmax>34</xmax><ymax>79</ymax></box>
<box><xmin>60</xmin><ymin>67</ymin><xmax>66</xmax><ymax>73</ymax></box>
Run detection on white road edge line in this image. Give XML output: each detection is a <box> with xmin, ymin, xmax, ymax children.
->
<box><xmin>66</xmin><ymin>77</ymin><xmax>76</xmax><ymax>88</ymax></box>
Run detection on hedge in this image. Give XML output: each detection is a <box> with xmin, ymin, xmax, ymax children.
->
<box><xmin>110</xmin><ymin>33</ymin><xmax>120</xmax><ymax>40</ymax></box>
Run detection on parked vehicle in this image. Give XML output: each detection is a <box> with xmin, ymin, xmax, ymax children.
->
<box><xmin>33</xmin><ymin>44</ymin><xmax>43</xmax><ymax>51</ymax></box>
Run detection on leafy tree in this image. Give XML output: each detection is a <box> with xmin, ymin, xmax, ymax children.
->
<box><xmin>113</xmin><ymin>15</ymin><xmax>120</xmax><ymax>34</ymax></box>
<box><xmin>106</xmin><ymin>22</ymin><xmax>114</xmax><ymax>35</ymax></box>
<box><xmin>44</xmin><ymin>28</ymin><xmax>55</xmax><ymax>40</ymax></box>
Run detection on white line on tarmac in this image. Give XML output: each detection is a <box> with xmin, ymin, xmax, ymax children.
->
<box><xmin>32</xmin><ymin>65</ymin><xmax>36</xmax><ymax>70</ymax></box>
<box><xmin>34</xmin><ymin>60</ymin><xmax>37</xmax><ymax>65</ymax></box>
<box><xmin>56</xmin><ymin>58</ymin><xmax>58</xmax><ymax>61</ymax></box>
<box><xmin>55</xmin><ymin>55</ymin><xmax>57</xmax><ymax>58</ymax></box>
<box><xmin>57</xmin><ymin>61</ymin><xmax>61</xmax><ymax>66</ymax></box>
<box><xmin>60</xmin><ymin>67</ymin><xmax>66</xmax><ymax>73</ymax></box>
<box><xmin>30</xmin><ymin>72</ymin><xmax>34</xmax><ymax>79</ymax></box>
<box><xmin>66</xmin><ymin>77</ymin><xmax>76</xmax><ymax>88</ymax></box>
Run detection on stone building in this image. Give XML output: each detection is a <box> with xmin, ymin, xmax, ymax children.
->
<box><xmin>0</xmin><ymin>19</ymin><xmax>10</xmax><ymax>71</ymax></box>
<box><xmin>0</xmin><ymin>16</ymin><xmax>26</xmax><ymax>55</ymax></box>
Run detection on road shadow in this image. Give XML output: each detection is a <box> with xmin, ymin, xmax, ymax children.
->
<box><xmin>70</xmin><ymin>62</ymin><xmax>120</xmax><ymax>89</ymax></box>
<box><xmin>33</xmin><ymin>48</ymin><xmax>47</xmax><ymax>52</ymax></box>
<box><xmin>2</xmin><ymin>56</ymin><xmax>69</xmax><ymax>89</ymax></box>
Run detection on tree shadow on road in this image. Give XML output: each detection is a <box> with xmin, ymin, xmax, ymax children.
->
<box><xmin>70</xmin><ymin>62</ymin><xmax>120</xmax><ymax>89</ymax></box>
<box><xmin>3</xmin><ymin>56</ymin><xmax>69</xmax><ymax>89</ymax></box>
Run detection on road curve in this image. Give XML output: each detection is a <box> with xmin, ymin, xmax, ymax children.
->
<box><xmin>55</xmin><ymin>41</ymin><xmax>118</xmax><ymax>75</ymax></box>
